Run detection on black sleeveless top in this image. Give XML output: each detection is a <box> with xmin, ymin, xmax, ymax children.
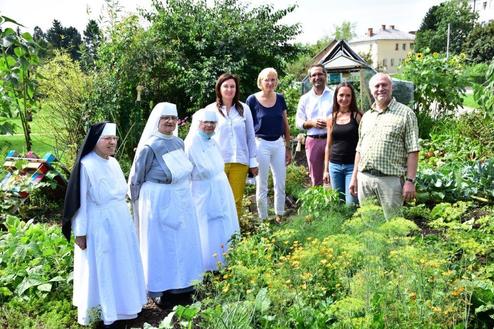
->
<box><xmin>330</xmin><ymin>112</ymin><xmax>359</xmax><ymax>164</ymax></box>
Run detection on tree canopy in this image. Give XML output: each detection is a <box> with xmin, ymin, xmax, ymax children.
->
<box><xmin>46</xmin><ymin>20</ymin><xmax>82</xmax><ymax>61</ymax></box>
<box><xmin>415</xmin><ymin>0</ymin><xmax>477</xmax><ymax>54</ymax></box>
<box><xmin>90</xmin><ymin>0</ymin><xmax>302</xmax><ymax>160</ymax></box>
<box><xmin>331</xmin><ymin>21</ymin><xmax>356</xmax><ymax>41</ymax></box>
<box><xmin>463</xmin><ymin>21</ymin><xmax>494</xmax><ymax>64</ymax></box>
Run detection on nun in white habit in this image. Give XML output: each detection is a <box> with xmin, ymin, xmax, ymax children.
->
<box><xmin>184</xmin><ymin>109</ymin><xmax>240</xmax><ymax>271</ymax></box>
<box><xmin>62</xmin><ymin>122</ymin><xmax>146</xmax><ymax>327</ymax></box>
<box><xmin>128</xmin><ymin>102</ymin><xmax>203</xmax><ymax>306</ymax></box>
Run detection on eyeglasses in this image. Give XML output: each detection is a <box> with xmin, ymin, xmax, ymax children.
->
<box><xmin>100</xmin><ymin>136</ymin><xmax>119</xmax><ymax>142</ymax></box>
<box><xmin>161</xmin><ymin>115</ymin><xmax>178</xmax><ymax>121</ymax></box>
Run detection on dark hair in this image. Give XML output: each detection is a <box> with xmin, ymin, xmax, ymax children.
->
<box><xmin>215</xmin><ymin>73</ymin><xmax>244</xmax><ymax>117</ymax></box>
<box><xmin>332</xmin><ymin>82</ymin><xmax>361</xmax><ymax>120</ymax></box>
<box><xmin>308</xmin><ymin>64</ymin><xmax>327</xmax><ymax>76</ymax></box>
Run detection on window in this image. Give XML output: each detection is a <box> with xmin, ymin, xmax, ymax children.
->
<box><xmin>483</xmin><ymin>1</ymin><xmax>487</xmax><ymax>10</ymax></box>
<box><xmin>390</xmin><ymin>58</ymin><xmax>395</xmax><ymax>66</ymax></box>
<box><xmin>383</xmin><ymin>59</ymin><xmax>387</xmax><ymax>67</ymax></box>
<box><xmin>410</xmin><ymin>43</ymin><xmax>415</xmax><ymax>49</ymax></box>
<box><xmin>402</xmin><ymin>43</ymin><xmax>406</xmax><ymax>50</ymax></box>
<box><xmin>395</xmin><ymin>43</ymin><xmax>399</xmax><ymax>50</ymax></box>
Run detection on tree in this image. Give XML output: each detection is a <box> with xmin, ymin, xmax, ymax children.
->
<box><xmin>91</xmin><ymin>0</ymin><xmax>302</xmax><ymax>160</ymax></box>
<box><xmin>32</xmin><ymin>26</ymin><xmax>48</xmax><ymax>58</ymax></box>
<box><xmin>80</xmin><ymin>19</ymin><xmax>102</xmax><ymax>71</ymax></box>
<box><xmin>37</xmin><ymin>51</ymin><xmax>94</xmax><ymax>164</ymax></box>
<box><xmin>0</xmin><ymin>15</ymin><xmax>41</xmax><ymax>150</ymax></box>
<box><xmin>415</xmin><ymin>0</ymin><xmax>477</xmax><ymax>54</ymax></box>
<box><xmin>463</xmin><ymin>21</ymin><xmax>494</xmax><ymax>63</ymax></box>
<box><xmin>331</xmin><ymin>21</ymin><xmax>356</xmax><ymax>41</ymax></box>
<box><xmin>46</xmin><ymin>20</ymin><xmax>82</xmax><ymax>61</ymax></box>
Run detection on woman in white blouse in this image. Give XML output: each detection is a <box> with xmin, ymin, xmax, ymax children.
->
<box><xmin>205</xmin><ymin>73</ymin><xmax>258</xmax><ymax>217</ymax></box>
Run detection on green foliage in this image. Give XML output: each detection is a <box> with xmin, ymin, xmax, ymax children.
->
<box><xmin>415</xmin><ymin>110</ymin><xmax>435</xmax><ymax>139</ymax></box>
<box><xmin>297</xmin><ymin>186</ymin><xmax>339</xmax><ymax>219</ymax></box>
<box><xmin>0</xmin><ymin>15</ymin><xmax>41</xmax><ymax>150</ymax></box>
<box><xmin>1</xmin><ymin>297</ymin><xmax>78</xmax><ymax>329</ymax></box>
<box><xmin>463</xmin><ymin>63</ymin><xmax>489</xmax><ymax>84</ymax></box>
<box><xmin>37</xmin><ymin>51</ymin><xmax>94</xmax><ymax>166</ymax></box>
<box><xmin>463</xmin><ymin>21</ymin><xmax>494</xmax><ymax>64</ymax></box>
<box><xmin>415</xmin><ymin>0</ymin><xmax>477</xmax><ymax>54</ymax></box>
<box><xmin>331</xmin><ymin>21</ymin><xmax>356</xmax><ymax>41</ymax></box>
<box><xmin>284</xmin><ymin>163</ymin><xmax>308</xmax><ymax>199</ymax></box>
<box><xmin>80</xmin><ymin>19</ymin><xmax>102</xmax><ymax>72</ymax></box>
<box><xmin>192</xmin><ymin>204</ymin><xmax>483</xmax><ymax>327</ymax></box>
<box><xmin>46</xmin><ymin>19</ymin><xmax>82</xmax><ymax>61</ymax></box>
<box><xmin>0</xmin><ymin>216</ymin><xmax>72</xmax><ymax>304</ymax></box>
<box><xmin>401</xmin><ymin>49</ymin><xmax>467</xmax><ymax>117</ymax></box>
<box><xmin>416</xmin><ymin>159</ymin><xmax>494</xmax><ymax>205</ymax></box>
<box><xmin>91</xmin><ymin>0</ymin><xmax>301</xmax><ymax>160</ymax></box>
<box><xmin>473</xmin><ymin>59</ymin><xmax>494</xmax><ymax>117</ymax></box>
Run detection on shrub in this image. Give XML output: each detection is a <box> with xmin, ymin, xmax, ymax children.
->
<box><xmin>37</xmin><ymin>51</ymin><xmax>94</xmax><ymax>167</ymax></box>
<box><xmin>401</xmin><ymin>49</ymin><xmax>467</xmax><ymax>117</ymax></box>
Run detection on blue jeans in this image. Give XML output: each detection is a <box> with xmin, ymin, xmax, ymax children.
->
<box><xmin>329</xmin><ymin>162</ymin><xmax>358</xmax><ymax>205</ymax></box>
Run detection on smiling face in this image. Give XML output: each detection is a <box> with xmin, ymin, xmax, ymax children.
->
<box><xmin>95</xmin><ymin>135</ymin><xmax>118</xmax><ymax>158</ymax></box>
<box><xmin>260</xmin><ymin>72</ymin><xmax>278</xmax><ymax>93</ymax></box>
<box><xmin>199</xmin><ymin>120</ymin><xmax>216</xmax><ymax>134</ymax></box>
<box><xmin>158</xmin><ymin>115</ymin><xmax>178</xmax><ymax>135</ymax></box>
<box><xmin>370</xmin><ymin>74</ymin><xmax>393</xmax><ymax>107</ymax></box>
<box><xmin>309</xmin><ymin>66</ymin><xmax>327</xmax><ymax>92</ymax></box>
<box><xmin>220</xmin><ymin>78</ymin><xmax>237</xmax><ymax>105</ymax></box>
<box><xmin>336</xmin><ymin>86</ymin><xmax>353</xmax><ymax>111</ymax></box>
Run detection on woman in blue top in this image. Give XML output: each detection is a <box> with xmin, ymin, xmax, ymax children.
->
<box><xmin>323</xmin><ymin>82</ymin><xmax>362</xmax><ymax>205</ymax></box>
<box><xmin>246</xmin><ymin>68</ymin><xmax>291</xmax><ymax>222</ymax></box>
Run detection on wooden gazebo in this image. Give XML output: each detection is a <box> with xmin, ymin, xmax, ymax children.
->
<box><xmin>302</xmin><ymin>40</ymin><xmax>376</xmax><ymax>110</ymax></box>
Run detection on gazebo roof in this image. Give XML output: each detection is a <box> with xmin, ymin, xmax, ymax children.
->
<box><xmin>317</xmin><ymin>40</ymin><xmax>373</xmax><ymax>72</ymax></box>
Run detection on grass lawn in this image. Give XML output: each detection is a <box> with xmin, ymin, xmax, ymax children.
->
<box><xmin>0</xmin><ymin>106</ymin><xmax>57</xmax><ymax>157</ymax></box>
<box><xmin>0</xmin><ymin>134</ymin><xmax>55</xmax><ymax>155</ymax></box>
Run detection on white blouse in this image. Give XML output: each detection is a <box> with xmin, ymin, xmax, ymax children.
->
<box><xmin>205</xmin><ymin>102</ymin><xmax>257</xmax><ymax>168</ymax></box>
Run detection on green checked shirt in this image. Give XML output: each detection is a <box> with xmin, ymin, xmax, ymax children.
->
<box><xmin>356</xmin><ymin>98</ymin><xmax>419</xmax><ymax>176</ymax></box>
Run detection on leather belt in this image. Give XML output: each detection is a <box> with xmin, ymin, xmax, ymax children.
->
<box><xmin>307</xmin><ymin>134</ymin><xmax>327</xmax><ymax>139</ymax></box>
<box><xmin>362</xmin><ymin>169</ymin><xmax>388</xmax><ymax>177</ymax></box>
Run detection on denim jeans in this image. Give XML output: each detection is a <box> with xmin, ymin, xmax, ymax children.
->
<box><xmin>329</xmin><ymin>162</ymin><xmax>358</xmax><ymax>205</ymax></box>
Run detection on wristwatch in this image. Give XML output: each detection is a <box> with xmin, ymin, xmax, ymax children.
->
<box><xmin>405</xmin><ymin>177</ymin><xmax>415</xmax><ymax>183</ymax></box>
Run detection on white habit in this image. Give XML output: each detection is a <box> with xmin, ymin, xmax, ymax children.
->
<box><xmin>72</xmin><ymin>151</ymin><xmax>146</xmax><ymax>325</ymax></box>
<box><xmin>185</xmin><ymin>111</ymin><xmax>240</xmax><ymax>271</ymax></box>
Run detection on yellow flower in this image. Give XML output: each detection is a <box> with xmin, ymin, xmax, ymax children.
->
<box><xmin>416</xmin><ymin>53</ymin><xmax>424</xmax><ymax>60</ymax></box>
<box><xmin>451</xmin><ymin>287</ymin><xmax>465</xmax><ymax>297</ymax></box>
<box><xmin>320</xmin><ymin>259</ymin><xmax>328</xmax><ymax>265</ymax></box>
<box><xmin>222</xmin><ymin>284</ymin><xmax>230</xmax><ymax>293</ymax></box>
<box><xmin>432</xmin><ymin>52</ymin><xmax>439</xmax><ymax>58</ymax></box>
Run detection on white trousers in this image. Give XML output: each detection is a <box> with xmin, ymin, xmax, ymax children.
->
<box><xmin>255</xmin><ymin>137</ymin><xmax>286</xmax><ymax>219</ymax></box>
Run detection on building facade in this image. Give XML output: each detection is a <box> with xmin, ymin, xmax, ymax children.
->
<box><xmin>349</xmin><ymin>25</ymin><xmax>415</xmax><ymax>75</ymax></box>
<box><xmin>469</xmin><ymin>0</ymin><xmax>494</xmax><ymax>22</ymax></box>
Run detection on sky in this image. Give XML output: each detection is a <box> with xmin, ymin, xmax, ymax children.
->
<box><xmin>0</xmin><ymin>0</ymin><xmax>444</xmax><ymax>44</ymax></box>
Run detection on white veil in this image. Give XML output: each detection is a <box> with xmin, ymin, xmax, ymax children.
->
<box><xmin>128</xmin><ymin>102</ymin><xmax>177</xmax><ymax>192</ymax></box>
<box><xmin>184</xmin><ymin>108</ymin><xmax>218</xmax><ymax>149</ymax></box>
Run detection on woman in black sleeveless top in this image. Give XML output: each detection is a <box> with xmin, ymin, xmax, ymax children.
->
<box><xmin>323</xmin><ymin>82</ymin><xmax>362</xmax><ymax>205</ymax></box>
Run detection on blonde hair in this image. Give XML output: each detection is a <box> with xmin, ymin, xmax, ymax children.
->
<box><xmin>257</xmin><ymin>67</ymin><xmax>278</xmax><ymax>90</ymax></box>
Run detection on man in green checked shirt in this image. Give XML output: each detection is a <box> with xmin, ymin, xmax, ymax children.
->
<box><xmin>349</xmin><ymin>73</ymin><xmax>419</xmax><ymax>219</ymax></box>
